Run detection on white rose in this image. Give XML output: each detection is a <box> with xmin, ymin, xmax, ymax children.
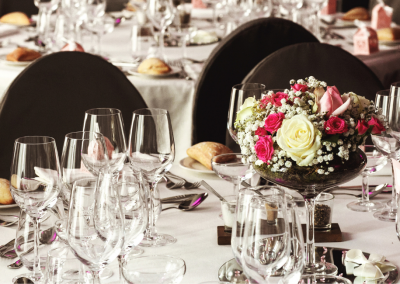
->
<box><xmin>236</xmin><ymin>97</ymin><xmax>256</xmax><ymax>123</ymax></box>
<box><xmin>276</xmin><ymin>114</ymin><xmax>322</xmax><ymax>166</ymax></box>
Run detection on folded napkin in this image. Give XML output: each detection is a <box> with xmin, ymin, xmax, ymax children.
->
<box><xmin>0</xmin><ymin>24</ymin><xmax>19</xmax><ymax>38</ymax></box>
<box><xmin>184</xmin><ymin>63</ymin><xmax>203</xmax><ymax>81</ymax></box>
<box><xmin>344</xmin><ymin>249</ymin><xmax>396</xmax><ymax>283</ymax></box>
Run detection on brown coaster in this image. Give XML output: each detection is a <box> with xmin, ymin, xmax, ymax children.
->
<box><xmin>217</xmin><ymin>223</ymin><xmax>342</xmax><ymax>245</ymax></box>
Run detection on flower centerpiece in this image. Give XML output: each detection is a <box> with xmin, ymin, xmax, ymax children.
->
<box><xmin>235</xmin><ymin>76</ymin><xmax>386</xmax><ymax>192</ymax></box>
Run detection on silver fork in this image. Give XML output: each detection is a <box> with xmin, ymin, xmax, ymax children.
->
<box><xmin>167</xmin><ymin>173</ymin><xmax>201</xmax><ymax>189</ymax></box>
<box><xmin>165</xmin><ymin>175</ymin><xmax>185</xmax><ymax>189</ymax></box>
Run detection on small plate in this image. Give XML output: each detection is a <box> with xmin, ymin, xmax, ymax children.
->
<box><xmin>379</xmin><ymin>39</ymin><xmax>400</xmax><ymax>46</ymax></box>
<box><xmin>127</xmin><ymin>66</ymin><xmax>181</xmax><ymax>79</ymax></box>
<box><xmin>179</xmin><ymin>157</ymin><xmax>214</xmax><ymax>174</ymax></box>
<box><xmin>0</xmin><ymin>204</ymin><xmax>19</xmax><ymax>209</ymax></box>
<box><xmin>0</xmin><ymin>54</ymin><xmax>34</xmax><ymax>66</ymax></box>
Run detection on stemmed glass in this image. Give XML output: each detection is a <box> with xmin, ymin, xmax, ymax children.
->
<box><xmin>127</xmin><ymin>108</ymin><xmax>175</xmax><ymax>247</ymax></box>
<box><xmin>241</xmin><ymin>186</ymin><xmax>291</xmax><ymax>282</ymax></box>
<box><xmin>147</xmin><ymin>0</ymin><xmax>176</xmax><ymax>61</ymax></box>
<box><xmin>83</xmin><ymin>108</ymin><xmax>127</xmax><ymax>175</ymax></box>
<box><xmin>280</xmin><ymin>0</ymin><xmax>303</xmax><ymax>22</ymax></box>
<box><xmin>201</xmin><ymin>0</ymin><xmax>222</xmax><ymax>27</ymax></box>
<box><xmin>67</xmin><ymin>175</ymin><xmax>124</xmax><ymax>284</ymax></box>
<box><xmin>372</xmin><ymin>89</ymin><xmax>400</xmax><ymax>221</ymax></box>
<box><xmin>10</xmin><ymin>136</ymin><xmax>61</xmax><ymax>282</ymax></box>
<box><xmin>227</xmin><ymin>83</ymin><xmax>266</xmax><ymax>143</ymax></box>
<box><xmin>303</xmin><ymin>0</ymin><xmax>327</xmax><ymax>39</ymax></box>
<box><xmin>346</xmin><ymin>145</ymin><xmax>387</xmax><ymax>212</ymax></box>
<box><xmin>211</xmin><ymin>153</ymin><xmax>252</xmax><ymax>196</ymax></box>
<box><xmin>35</xmin><ymin>0</ymin><xmax>60</xmax><ymax>51</ymax></box>
<box><xmin>82</xmin><ymin>0</ymin><xmax>107</xmax><ymax>54</ymax></box>
<box><xmin>61</xmin><ymin>0</ymin><xmax>87</xmax><ymax>44</ymax></box>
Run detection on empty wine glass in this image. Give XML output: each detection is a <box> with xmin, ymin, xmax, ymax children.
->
<box><xmin>122</xmin><ymin>255</ymin><xmax>186</xmax><ymax>284</ymax></box>
<box><xmin>67</xmin><ymin>174</ymin><xmax>124</xmax><ymax>284</ymax></box>
<box><xmin>10</xmin><ymin>136</ymin><xmax>61</xmax><ymax>282</ymax></box>
<box><xmin>127</xmin><ymin>108</ymin><xmax>175</xmax><ymax>247</ymax></box>
<box><xmin>280</xmin><ymin>0</ymin><xmax>303</xmax><ymax>22</ymax></box>
<box><xmin>227</xmin><ymin>83</ymin><xmax>266</xmax><ymax>143</ymax></box>
<box><xmin>78</xmin><ymin>131</ymin><xmax>110</xmax><ymax>177</ymax></box>
<box><xmin>347</xmin><ymin>145</ymin><xmax>387</xmax><ymax>212</ymax></box>
<box><xmin>211</xmin><ymin>153</ymin><xmax>252</xmax><ymax>196</ymax></box>
<box><xmin>83</xmin><ymin>108</ymin><xmax>127</xmax><ymax>174</ymax></box>
<box><xmin>35</xmin><ymin>0</ymin><xmax>60</xmax><ymax>51</ymax></box>
<box><xmin>241</xmin><ymin>187</ymin><xmax>290</xmax><ymax>282</ymax></box>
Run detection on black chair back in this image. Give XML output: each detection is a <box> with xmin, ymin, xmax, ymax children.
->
<box><xmin>0</xmin><ymin>51</ymin><xmax>147</xmax><ymax>178</ymax></box>
<box><xmin>193</xmin><ymin>18</ymin><xmax>319</xmax><ymax>146</ymax></box>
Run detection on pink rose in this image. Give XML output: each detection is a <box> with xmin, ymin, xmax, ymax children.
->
<box><xmin>357</xmin><ymin>120</ymin><xmax>369</xmax><ymax>135</ymax></box>
<box><xmin>254</xmin><ymin>135</ymin><xmax>274</xmax><ymax>164</ymax></box>
<box><xmin>292</xmin><ymin>84</ymin><xmax>308</xmax><ymax>92</ymax></box>
<box><xmin>318</xmin><ymin>86</ymin><xmax>351</xmax><ymax>117</ymax></box>
<box><xmin>264</xmin><ymin>112</ymin><xmax>285</xmax><ymax>133</ymax></box>
<box><xmin>324</xmin><ymin>117</ymin><xmax>348</xmax><ymax>135</ymax></box>
<box><xmin>368</xmin><ymin>117</ymin><xmax>385</xmax><ymax>134</ymax></box>
<box><xmin>255</xmin><ymin>127</ymin><xmax>267</xmax><ymax>136</ymax></box>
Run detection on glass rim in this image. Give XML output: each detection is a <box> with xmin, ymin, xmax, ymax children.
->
<box><xmin>73</xmin><ymin>177</ymin><xmax>97</xmax><ymax>188</ymax></box>
<box><xmin>132</xmin><ymin>108</ymin><xmax>169</xmax><ymax>116</ymax></box>
<box><xmin>124</xmin><ymin>254</ymin><xmax>186</xmax><ymax>270</ymax></box>
<box><xmin>316</xmin><ymin>192</ymin><xmax>334</xmax><ymax>201</ymax></box>
<box><xmin>85</xmin><ymin>108</ymin><xmax>122</xmax><ymax>116</ymax></box>
<box><xmin>232</xmin><ymin>83</ymin><xmax>266</xmax><ymax>91</ymax></box>
<box><xmin>15</xmin><ymin>136</ymin><xmax>55</xmax><ymax>145</ymax></box>
<box><xmin>47</xmin><ymin>246</ymin><xmax>76</xmax><ymax>260</ymax></box>
<box><xmin>376</xmin><ymin>89</ymin><xmax>390</xmax><ymax>96</ymax></box>
<box><xmin>391</xmin><ymin>81</ymin><xmax>400</xmax><ymax>88</ymax></box>
<box><xmin>65</xmin><ymin>131</ymin><xmax>103</xmax><ymax>140</ymax></box>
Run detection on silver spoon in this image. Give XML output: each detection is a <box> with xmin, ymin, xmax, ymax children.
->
<box><xmin>8</xmin><ymin>259</ymin><xmax>23</xmax><ymax>269</ymax></box>
<box><xmin>13</xmin><ymin>276</ymin><xmax>34</xmax><ymax>283</ymax></box>
<box><xmin>162</xmin><ymin>193</ymin><xmax>208</xmax><ymax>211</ymax></box>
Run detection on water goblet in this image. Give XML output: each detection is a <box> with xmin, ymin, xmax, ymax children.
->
<box><xmin>211</xmin><ymin>153</ymin><xmax>252</xmax><ymax>196</ymax></box>
<box><xmin>127</xmin><ymin>108</ymin><xmax>175</xmax><ymax>247</ymax></box>
<box><xmin>347</xmin><ymin>145</ymin><xmax>387</xmax><ymax>212</ymax></box>
<box><xmin>10</xmin><ymin>136</ymin><xmax>61</xmax><ymax>282</ymax></box>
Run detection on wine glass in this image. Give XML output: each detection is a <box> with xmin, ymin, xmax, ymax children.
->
<box><xmin>67</xmin><ymin>174</ymin><xmax>124</xmax><ymax>284</ymax></box>
<box><xmin>35</xmin><ymin>0</ymin><xmax>60</xmax><ymax>51</ymax></box>
<box><xmin>201</xmin><ymin>0</ymin><xmax>222</xmax><ymax>27</ymax></box>
<box><xmin>83</xmin><ymin>108</ymin><xmax>127</xmax><ymax>175</ymax></box>
<box><xmin>10</xmin><ymin>136</ymin><xmax>61</xmax><ymax>282</ymax></box>
<box><xmin>127</xmin><ymin>108</ymin><xmax>175</xmax><ymax>247</ymax></box>
<box><xmin>347</xmin><ymin>145</ymin><xmax>387</xmax><ymax>212</ymax></box>
<box><xmin>241</xmin><ymin>187</ymin><xmax>290</xmax><ymax>282</ymax></box>
<box><xmin>61</xmin><ymin>0</ymin><xmax>87</xmax><ymax>44</ymax></box>
<box><xmin>211</xmin><ymin>153</ymin><xmax>252</xmax><ymax>196</ymax></box>
<box><xmin>82</xmin><ymin>0</ymin><xmax>107</xmax><ymax>54</ymax></box>
<box><xmin>303</xmin><ymin>0</ymin><xmax>327</xmax><ymax>40</ymax></box>
<box><xmin>147</xmin><ymin>0</ymin><xmax>176</xmax><ymax>61</ymax></box>
<box><xmin>372</xmin><ymin>89</ymin><xmax>400</xmax><ymax>221</ymax></box>
<box><xmin>227</xmin><ymin>83</ymin><xmax>266</xmax><ymax>143</ymax></box>
<box><xmin>280</xmin><ymin>0</ymin><xmax>303</xmax><ymax>22</ymax></box>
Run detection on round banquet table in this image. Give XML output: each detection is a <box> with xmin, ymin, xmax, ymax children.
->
<box><xmin>0</xmin><ymin>162</ymin><xmax>398</xmax><ymax>283</ymax></box>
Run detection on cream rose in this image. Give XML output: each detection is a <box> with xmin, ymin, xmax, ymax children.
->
<box><xmin>236</xmin><ymin>97</ymin><xmax>256</xmax><ymax>123</ymax></box>
<box><xmin>342</xmin><ymin>92</ymin><xmax>371</xmax><ymax>113</ymax></box>
<box><xmin>276</xmin><ymin>114</ymin><xmax>322</xmax><ymax>166</ymax></box>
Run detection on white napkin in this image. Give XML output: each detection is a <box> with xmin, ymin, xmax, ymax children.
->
<box><xmin>34</xmin><ymin>167</ymin><xmax>59</xmax><ymax>184</ymax></box>
<box><xmin>0</xmin><ymin>24</ymin><xmax>18</xmax><ymax>37</ymax></box>
<box><xmin>184</xmin><ymin>63</ymin><xmax>203</xmax><ymax>81</ymax></box>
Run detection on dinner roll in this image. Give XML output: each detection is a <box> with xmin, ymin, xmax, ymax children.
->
<box><xmin>6</xmin><ymin>47</ymin><xmax>42</xmax><ymax>62</ymax></box>
<box><xmin>0</xmin><ymin>178</ymin><xmax>14</xmax><ymax>205</ymax></box>
<box><xmin>342</xmin><ymin>7</ymin><xmax>370</xmax><ymax>21</ymax></box>
<box><xmin>0</xmin><ymin>12</ymin><xmax>30</xmax><ymax>25</ymax></box>
<box><xmin>377</xmin><ymin>27</ymin><xmax>400</xmax><ymax>41</ymax></box>
<box><xmin>138</xmin><ymin>58</ymin><xmax>171</xmax><ymax>75</ymax></box>
<box><xmin>187</xmin><ymin>142</ymin><xmax>233</xmax><ymax>170</ymax></box>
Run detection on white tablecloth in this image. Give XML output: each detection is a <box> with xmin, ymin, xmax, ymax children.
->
<box><xmin>0</xmin><ymin>163</ymin><xmax>397</xmax><ymax>283</ymax></box>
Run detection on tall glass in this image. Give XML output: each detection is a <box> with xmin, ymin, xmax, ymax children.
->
<box><xmin>303</xmin><ymin>0</ymin><xmax>327</xmax><ymax>40</ymax></box>
<box><xmin>127</xmin><ymin>108</ymin><xmax>175</xmax><ymax>247</ymax></box>
<box><xmin>83</xmin><ymin>108</ymin><xmax>127</xmax><ymax>174</ymax></box>
<box><xmin>227</xmin><ymin>83</ymin><xmax>266</xmax><ymax>143</ymax></box>
<box><xmin>35</xmin><ymin>0</ymin><xmax>60</xmax><ymax>51</ymax></box>
<box><xmin>10</xmin><ymin>137</ymin><xmax>61</xmax><ymax>282</ymax></box>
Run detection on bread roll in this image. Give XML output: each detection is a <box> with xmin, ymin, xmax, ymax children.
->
<box><xmin>187</xmin><ymin>142</ymin><xmax>233</xmax><ymax>170</ymax></box>
<box><xmin>342</xmin><ymin>7</ymin><xmax>370</xmax><ymax>21</ymax></box>
<box><xmin>138</xmin><ymin>58</ymin><xmax>171</xmax><ymax>75</ymax></box>
<box><xmin>0</xmin><ymin>178</ymin><xmax>14</xmax><ymax>205</ymax></box>
<box><xmin>377</xmin><ymin>27</ymin><xmax>400</xmax><ymax>41</ymax></box>
<box><xmin>0</xmin><ymin>12</ymin><xmax>30</xmax><ymax>25</ymax></box>
<box><xmin>6</xmin><ymin>47</ymin><xmax>42</xmax><ymax>62</ymax></box>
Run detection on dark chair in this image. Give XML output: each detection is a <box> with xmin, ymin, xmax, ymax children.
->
<box><xmin>0</xmin><ymin>0</ymin><xmax>38</xmax><ymax>17</ymax></box>
<box><xmin>0</xmin><ymin>51</ymin><xmax>147</xmax><ymax>179</ymax></box>
<box><xmin>193</xmin><ymin>17</ymin><xmax>319</xmax><ymax>147</ymax></box>
<box><xmin>243</xmin><ymin>42</ymin><xmax>384</xmax><ymax>101</ymax></box>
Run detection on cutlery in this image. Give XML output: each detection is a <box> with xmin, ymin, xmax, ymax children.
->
<box><xmin>162</xmin><ymin>193</ymin><xmax>208</xmax><ymax>211</ymax></box>
<box><xmin>161</xmin><ymin>194</ymin><xmax>198</xmax><ymax>203</ymax></box>
<box><xmin>332</xmin><ymin>183</ymin><xmax>388</xmax><ymax>199</ymax></box>
<box><xmin>13</xmin><ymin>277</ymin><xmax>34</xmax><ymax>283</ymax></box>
<box><xmin>328</xmin><ymin>184</ymin><xmax>390</xmax><ymax>192</ymax></box>
<box><xmin>165</xmin><ymin>175</ymin><xmax>185</xmax><ymax>189</ymax></box>
<box><xmin>201</xmin><ymin>180</ymin><xmax>228</xmax><ymax>202</ymax></box>
<box><xmin>8</xmin><ymin>259</ymin><xmax>23</xmax><ymax>269</ymax></box>
<box><xmin>0</xmin><ymin>215</ymin><xmax>19</xmax><ymax>227</ymax></box>
<box><xmin>167</xmin><ymin>173</ymin><xmax>201</xmax><ymax>189</ymax></box>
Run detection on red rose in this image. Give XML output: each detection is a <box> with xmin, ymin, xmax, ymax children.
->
<box><xmin>255</xmin><ymin>127</ymin><xmax>267</xmax><ymax>136</ymax></box>
<box><xmin>368</xmin><ymin>117</ymin><xmax>385</xmax><ymax>134</ymax></box>
<box><xmin>357</xmin><ymin>120</ymin><xmax>369</xmax><ymax>135</ymax></box>
<box><xmin>264</xmin><ymin>112</ymin><xmax>285</xmax><ymax>133</ymax></box>
<box><xmin>261</xmin><ymin>92</ymin><xmax>291</xmax><ymax>108</ymax></box>
<box><xmin>254</xmin><ymin>135</ymin><xmax>274</xmax><ymax>164</ymax></box>
<box><xmin>324</xmin><ymin>117</ymin><xmax>348</xmax><ymax>135</ymax></box>
<box><xmin>292</xmin><ymin>84</ymin><xmax>308</xmax><ymax>92</ymax></box>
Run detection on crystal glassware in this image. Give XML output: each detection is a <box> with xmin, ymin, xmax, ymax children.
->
<box><xmin>211</xmin><ymin>153</ymin><xmax>252</xmax><ymax>196</ymax></box>
<box><xmin>280</xmin><ymin>0</ymin><xmax>303</xmax><ymax>22</ymax></box>
<box><xmin>67</xmin><ymin>175</ymin><xmax>124</xmax><ymax>284</ymax></box>
<box><xmin>241</xmin><ymin>186</ymin><xmax>291</xmax><ymax>282</ymax></box>
<box><xmin>122</xmin><ymin>255</ymin><xmax>186</xmax><ymax>284</ymax></box>
<box><xmin>10</xmin><ymin>136</ymin><xmax>61</xmax><ymax>282</ymax></box>
<box><xmin>227</xmin><ymin>83</ymin><xmax>266</xmax><ymax>143</ymax></box>
<box><xmin>127</xmin><ymin>108</ymin><xmax>175</xmax><ymax>247</ymax></box>
<box><xmin>303</xmin><ymin>0</ymin><xmax>327</xmax><ymax>40</ymax></box>
<box><xmin>83</xmin><ymin>108</ymin><xmax>127</xmax><ymax>174</ymax></box>
<box><xmin>253</xmin><ymin>148</ymin><xmax>367</xmax><ymax>275</ymax></box>
<box><xmin>35</xmin><ymin>0</ymin><xmax>60</xmax><ymax>51</ymax></box>
<box><xmin>347</xmin><ymin>145</ymin><xmax>387</xmax><ymax>212</ymax></box>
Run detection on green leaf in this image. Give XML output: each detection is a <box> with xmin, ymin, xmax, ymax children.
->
<box><xmin>322</xmin><ymin>134</ymin><xmax>340</xmax><ymax>144</ymax></box>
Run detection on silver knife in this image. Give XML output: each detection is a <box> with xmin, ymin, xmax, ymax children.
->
<box><xmin>161</xmin><ymin>194</ymin><xmax>198</xmax><ymax>203</ymax></box>
<box><xmin>201</xmin><ymin>181</ymin><xmax>228</xmax><ymax>202</ymax></box>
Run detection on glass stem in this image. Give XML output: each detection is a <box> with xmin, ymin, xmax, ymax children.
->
<box><xmin>32</xmin><ymin>217</ymin><xmax>42</xmax><ymax>279</ymax></box>
<box><xmin>91</xmin><ymin>270</ymin><xmax>101</xmax><ymax>284</ymax></box>
<box><xmin>118</xmin><ymin>254</ymin><xmax>126</xmax><ymax>283</ymax></box>
<box><xmin>304</xmin><ymin>198</ymin><xmax>316</xmax><ymax>268</ymax></box>
<box><xmin>95</xmin><ymin>33</ymin><xmax>101</xmax><ymax>55</ymax></box>
<box><xmin>159</xmin><ymin>26</ymin><xmax>166</xmax><ymax>61</ymax></box>
<box><xmin>144</xmin><ymin>180</ymin><xmax>158</xmax><ymax>240</ymax></box>
<box><xmin>36</xmin><ymin>6</ymin><xmax>51</xmax><ymax>52</ymax></box>
<box><xmin>361</xmin><ymin>173</ymin><xmax>369</xmax><ymax>203</ymax></box>
<box><xmin>390</xmin><ymin>158</ymin><xmax>397</xmax><ymax>212</ymax></box>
